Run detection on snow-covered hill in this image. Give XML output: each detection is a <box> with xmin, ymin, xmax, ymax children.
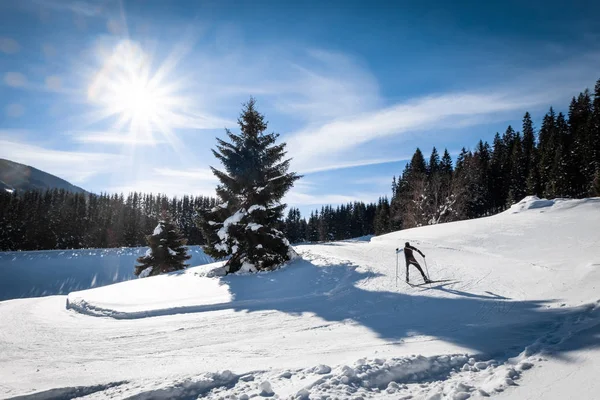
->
<box><xmin>0</xmin><ymin>197</ymin><xmax>599</xmax><ymax>399</ymax></box>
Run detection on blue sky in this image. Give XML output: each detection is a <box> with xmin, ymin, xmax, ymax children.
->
<box><xmin>1</xmin><ymin>0</ymin><xmax>599</xmax><ymax>216</ymax></box>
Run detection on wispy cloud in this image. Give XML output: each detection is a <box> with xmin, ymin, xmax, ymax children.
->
<box><xmin>5</xmin><ymin>104</ymin><xmax>25</xmax><ymax>118</ymax></box>
<box><xmin>0</xmin><ymin>139</ymin><xmax>122</xmax><ymax>183</ymax></box>
<box><xmin>41</xmin><ymin>43</ymin><xmax>57</xmax><ymax>58</ymax></box>
<box><xmin>71</xmin><ymin>131</ymin><xmax>164</xmax><ymax>145</ymax></box>
<box><xmin>284</xmin><ymin>189</ymin><xmax>381</xmax><ymax>206</ymax></box>
<box><xmin>285</xmin><ymin>191</ymin><xmax>361</xmax><ymax>206</ymax></box>
<box><xmin>173</xmin><ymin>47</ymin><xmax>380</xmax><ymax>126</ymax></box>
<box><xmin>351</xmin><ymin>176</ymin><xmax>396</xmax><ymax>186</ymax></box>
<box><xmin>0</xmin><ymin>37</ymin><xmax>20</xmax><ymax>54</ymax></box>
<box><xmin>287</xmin><ymin>91</ymin><xmax>535</xmax><ymax>167</ymax></box>
<box><xmin>31</xmin><ymin>0</ymin><xmax>105</xmax><ymax>17</ymax></box>
<box><xmin>2</xmin><ymin>71</ymin><xmax>74</xmax><ymax>94</ymax></box>
<box><xmin>154</xmin><ymin>167</ymin><xmax>217</xmax><ymax>182</ymax></box>
<box><xmin>273</xmin><ymin>49</ymin><xmax>381</xmax><ymax>123</ymax></box>
<box><xmin>107</xmin><ymin>179</ymin><xmax>217</xmax><ymax>197</ymax></box>
<box><xmin>285</xmin><ymin>51</ymin><xmax>600</xmax><ymax>173</ymax></box>
<box><xmin>107</xmin><ymin>168</ymin><xmax>218</xmax><ymax>196</ymax></box>
<box><xmin>298</xmin><ymin>156</ymin><xmax>410</xmax><ymax>174</ymax></box>
<box><xmin>4</xmin><ymin>72</ymin><xmax>27</xmax><ymax>87</ymax></box>
<box><xmin>45</xmin><ymin>76</ymin><xmax>62</xmax><ymax>91</ymax></box>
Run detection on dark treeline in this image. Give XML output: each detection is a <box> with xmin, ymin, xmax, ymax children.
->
<box><xmin>0</xmin><ymin>190</ymin><xmax>217</xmax><ymax>251</ymax></box>
<box><xmin>282</xmin><ymin>202</ymin><xmax>377</xmax><ymax>243</ymax></box>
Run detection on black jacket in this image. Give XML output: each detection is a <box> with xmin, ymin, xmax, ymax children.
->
<box><xmin>404</xmin><ymin>245</ymin><xmax>424</xmax><ymax>262</ymax></box>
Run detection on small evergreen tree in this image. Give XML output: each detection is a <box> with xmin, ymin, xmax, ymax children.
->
<box><xmin>134</xmin><ymin>216</ymin><xmax>191</xmax><ymax>277</ymax></box>
<box><xmin>197</xmin><ymin>98</ymin><xmax>301</xmax><ymax>273</ymax></box>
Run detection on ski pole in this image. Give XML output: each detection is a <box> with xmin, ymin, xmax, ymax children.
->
<box><xmin>395</xmin><ymin>248</ymin><xmax>398</xmax><ymax>287</ymax></box>
<box><xmin>423</xmin><ymin>256</ymin><xmax>431</xmax><ymax>280</ymax></box>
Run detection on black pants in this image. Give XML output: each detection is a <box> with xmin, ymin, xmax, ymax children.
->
<box><xmin>406</xmin><ymin>259</ymin><xmax>427</xmax><ymax>281</ymax></box>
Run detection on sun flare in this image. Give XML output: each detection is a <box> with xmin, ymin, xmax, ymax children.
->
<box><xmin>86</xmin><ymin>40</ymin><xmax>186</xmax><ymax>146</ymax></box>
<box><xmin>112</xmin><ymin>76</ymin><xmax>158</xmax><ymax>123</ymax></box>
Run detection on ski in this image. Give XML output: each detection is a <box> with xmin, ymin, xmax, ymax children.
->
<box><xmin>407</xmin><ymin>279</ymin><xmax>455</xmax><ymax>287</ymax></box>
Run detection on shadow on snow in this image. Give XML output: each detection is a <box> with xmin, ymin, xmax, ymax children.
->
<box><xmin>219</xmin><ymin>257</ymin><xmax>600</xmax><ymax>361</ymax></box>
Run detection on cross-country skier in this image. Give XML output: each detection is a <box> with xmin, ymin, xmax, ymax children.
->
<box><xmin>403</xmin><ymin>242</ymin><xmax>430</xmax><ymax>284</ymax></box>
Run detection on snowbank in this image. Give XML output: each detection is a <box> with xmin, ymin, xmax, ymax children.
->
<box><xmin>506</xmin><ymin>195</ymin><xmax>600</xmax><ymax>214</ymax></box>
<box><xmin>506</xmin><ymin>195</ymin><xmax>556</xmax><ymax>213</ymax></box>
<box><xmin>66</xmin><ymin>263</ymin><xmax>232</xmax><ymax>318</ymax></box>
<box><xmin>66</xmin><ymin>257</ymin><xmax>355</xmax><ymax>319</ymax></box>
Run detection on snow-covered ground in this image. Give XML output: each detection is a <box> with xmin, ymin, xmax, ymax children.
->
<box><xmin>0</xmin><ymin>197</ymin><xmax>599</xmax><ymax>399</ymax></box>
<box><xmin>0</xmin><ymin>246</ymin><xmax>213</xmax><ymax>301</ymax></box>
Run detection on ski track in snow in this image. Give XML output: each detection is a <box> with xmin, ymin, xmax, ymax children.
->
<box><xmin>1</xmin><ymin>197</ymin><xmax>600</xmax><ymax>399</ymax></box>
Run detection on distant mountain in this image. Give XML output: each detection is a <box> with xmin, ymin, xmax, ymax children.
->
<box><xmin>0</xmin><ymin>159</ymin><xmax>87</xmax><ymax>194</ymax></box>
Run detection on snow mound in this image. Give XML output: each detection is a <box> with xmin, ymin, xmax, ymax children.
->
<box><xmin>506</xmin><ymin>196</ymin><xmax>600</xmax><ymax>215</ymax></box>
<box><xmin>120</xmin><ymin>371</ymin><xmax>240</xmax><ymax>399</ymax></box>
<box><xmin>507</xmin><ymin>195</ymin><xmax>556</xmax><ymax>213</ymax></box>
<box><xmin>66</xmin><ymin>263</ymin><xmax>232</xmax><ymax>318</ymax></box>
<box><xmin>66</xmin><ymin>256</ymin><xmax>358</xmax><ymax>319</ymax></box>
<box><xmin>6</xmin><ymin>381</ymin><xmax>128</xmax><ymax>400</ymax></box>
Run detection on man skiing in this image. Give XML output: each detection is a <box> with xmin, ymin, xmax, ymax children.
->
<box><xmin>402</xmin><ymin>242</ymin><xmax>430</xmax><ymax>284</ymax></box>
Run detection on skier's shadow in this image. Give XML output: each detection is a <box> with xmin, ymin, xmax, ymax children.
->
<box><xmin>222</xmin><ymin>257</ymin><xmax>599</xmax><ymax>360</ymax></box>
<box><xmin>415</xmin><ymin>281</ymin><xmax>511</xmax><ymax>300</ymax></box>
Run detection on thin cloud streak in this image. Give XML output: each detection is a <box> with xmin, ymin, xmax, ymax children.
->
<box><xmin>71</xmin><ymin>131</ymin><xmax>165</xmax><ymax>145</ymax></box>
<box><xmin>274</xmin><ymin>49</ymin><xmax>381</xmax><ymax>122</ymax></box>
<box><xmin>0</xmin><ymin>139</ymin><xmax>122</xmax><ymax>183</ymax></box>
<box><xmin>297</xmin><ymin>156</ymin><xmax>411</xmax><ymax>174</ymax></box>
<box><xmin>0</xmin><ymin>37</ymin><xmax>20</xmax><ymax>54</ymax></box>
<box><xmin>4</xmin><ymin>72</ymin><xmax>27</xmax><ymax>87</ymax></box>
<box><xmin>288</xmin><ymin>91</ymin><xmax>544</xmax><ymax>168</ymax></box>
<box><xmin>351</xmin><ymin>176</ymin><xmax>396</xmax><ymax>186</ymax></box>
<box><xmin>154</xmin><ymin>167</ymin><xmax>217</xmax><ymax>181</ymax></box>
<box><xmin>6</xmin><ymin>104</ymin><xmax>25</xmax><ymax>118</ymax></box>
<box><xmin>31</xmin><ymin>0</ymin><xmax>105</xmax><ymax>17</ymax></box>
<box><xmin>284</xmin><ymin>189</ymin><xmax>381</xmax><ymax>206</ymax></box>
<box><xmin>107</xmin><ymin>179</ymin><xmax>217</xmax><ymax>197</ymax></box>
<box><xmin>106</xmin><ymin>167</ymin><xmax>219</xmax><ymax>196</ymax></box>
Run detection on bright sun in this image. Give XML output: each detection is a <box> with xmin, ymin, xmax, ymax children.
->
<box><xmin>114</xmin><ymin>77</ymin><xmax>158</xmax><ymax>123</ymax></box>
<box><xmin>86</xmin><ymin>40</ymin><xmax>186</xmax><ymax>146</ymax></box>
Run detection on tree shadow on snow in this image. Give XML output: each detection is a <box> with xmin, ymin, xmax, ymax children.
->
<box><xmin>220</xmin><ymin>257</ymin><xmax>600</xmax><ymax>361</ymax></box>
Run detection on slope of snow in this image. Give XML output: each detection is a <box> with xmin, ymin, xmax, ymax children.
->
<box><xmin>0</xmin><ymin>198</ymin><xmax>599</xmax><ymax>399</ymax></box>
<box><xmin>0</xmin><ymin>246</ymin><xmax>213</xmax><ymax>301</ymax></box>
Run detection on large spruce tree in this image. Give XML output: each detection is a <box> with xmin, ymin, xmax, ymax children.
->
<box><xmin>197</xmin><ymin>98</ymin><xmax>301</xmax><ymax>274</ymax></box>
<box><xmin>134</xmin><ymin>216</ymin><xmax>191</xmax><ymax>277</ymax></box>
